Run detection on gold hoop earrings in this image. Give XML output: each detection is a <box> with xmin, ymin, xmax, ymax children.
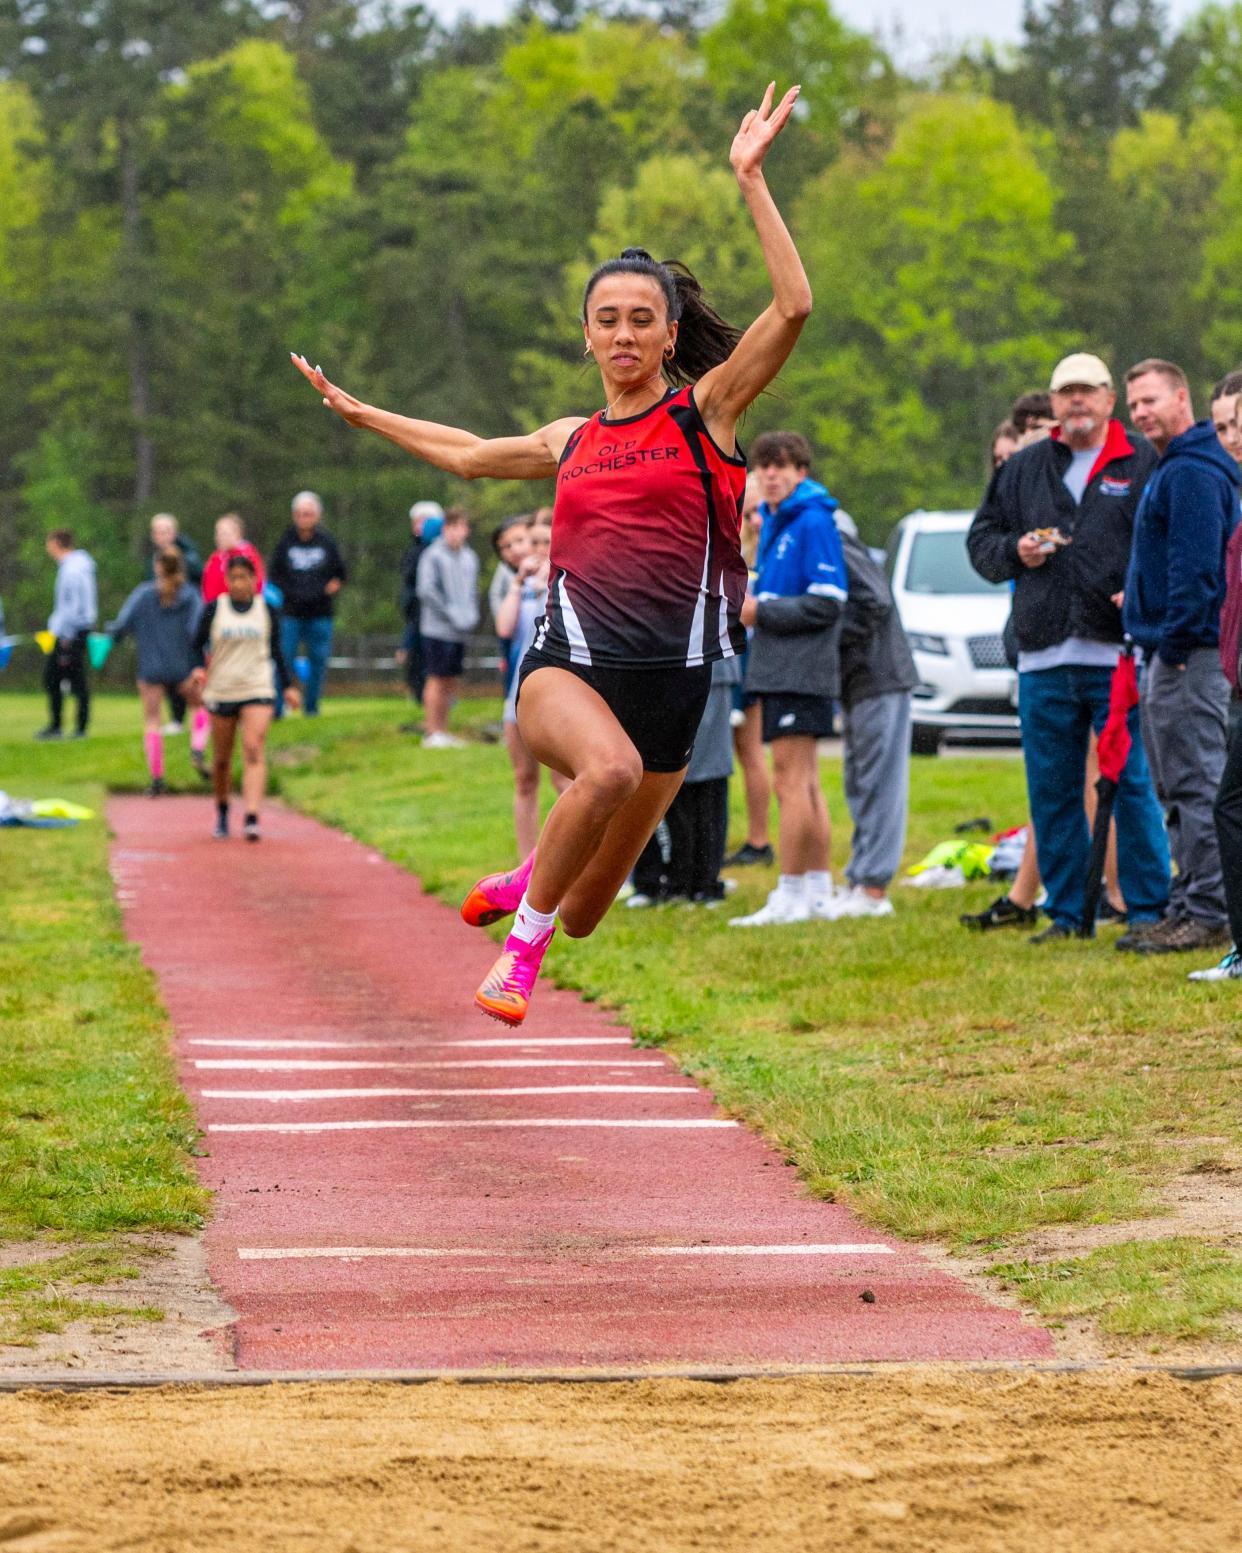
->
<box><xmin>664</xmin><ymin>344</ymin><xmax>675</xmax><ymax>359</ymax></box>
<box><xmin>583</xmin><ymin>345</ymin><xmax>593</xmax><ymax>358</ymax></box>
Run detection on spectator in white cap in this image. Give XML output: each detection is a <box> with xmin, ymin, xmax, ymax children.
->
<box><xmin>398</xmin><ymin>500</ymin><xmax>444</xmax><ymax>707</ymax></box>
<box><xmin>967</xmin><ymin>351</ymin><xmax>1170</xmax><ymax>943</ymax></box>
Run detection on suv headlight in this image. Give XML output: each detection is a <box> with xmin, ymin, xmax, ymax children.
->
<box><xmin>907</xmin><ymin>632</ymin><xmax>949</xmax><ymax>656</ymax></box>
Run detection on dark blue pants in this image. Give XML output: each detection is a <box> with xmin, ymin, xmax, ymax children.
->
<box><xmin>278</xmin><ymin>614</ymin><xmax>334</xmax><ymax>716</ymax></box>
<box><xmin>1019</xmin><ymin>663</ymin><xmax>1170</xmax><ymax>931</ymax></box>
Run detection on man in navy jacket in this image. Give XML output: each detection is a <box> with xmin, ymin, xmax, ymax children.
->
<box><xmin>1123</xmin><ymin>358</ymin><xmax>1240</xmax><ymax>954</ymax></box>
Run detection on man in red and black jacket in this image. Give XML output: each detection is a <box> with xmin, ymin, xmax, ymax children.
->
<box><xmin>968</xmin><ymin>351</ymin><xmax>1170</xmax><ymax>943</ymax></box>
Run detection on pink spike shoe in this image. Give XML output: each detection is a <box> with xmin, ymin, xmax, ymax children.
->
<box><xmin>474</xmin><ymin>927</ymin><xmax>554</xmax><ymax>1026</ymax></box>
<box><xmin>460</xmin><ymin>850</ymin><xmax>535</xmax><ymax>927</ymax></box>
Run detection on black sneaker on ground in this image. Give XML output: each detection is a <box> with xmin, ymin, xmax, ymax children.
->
<box><xmin>65</xmin><ymin>729</ymin><xmax>87</xmax><ymax>740</ymax></box>
<box><xmin>1097</xmin><ymin>898</ymin><xmax>1127</xmax><ymax>924</ymax></box>
<box><xmin>1131</xmin><ymin>916</ymin><xmax>1231</xmax><ymax>956</ymax></box>
<box><xmin>213</xmin><ymin>816</ymin><xmax>228</xmax><ymax>840</ymax></box>
<box><xmin>959</xmin><ymin>895</ymin><xmax>1039</xmax><ymax>931</ymax></box>
<box><xmin>723</xmin><ymin>842</ymin><xmax>774</xmax><ymax>867</ymax></box>
<box><xmin>1029</xmin><ymin>921</ymin><xmax>1075</xmax><ymax>944</ymax></box>
<box><xmin>147</xmin><ymin>777</ymin><xmax>166</xmax><ymax>797</ymax></box>
<box><xmin>191</xmin><ymin>750</ymin><xmax>210</xmax><ymax>781</ymax></box>
<box><xmin>244</xmin><ymin>814</ymin><xmax>260</xmax><ymax>843</ymax></box>
<box><xmin>1115</xmin><ymin>919</ymin><xmax>1169</xmax><ymax>953</ymax></box>
<box><xmin>33</xmin><ymin>726</ymin><xmax>62</xmax><ymax>741</ymax></box>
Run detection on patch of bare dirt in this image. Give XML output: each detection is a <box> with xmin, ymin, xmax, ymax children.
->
<box><xmin>0</xmin><ymin>1235</ymin><xmax>236</xmax><ymax>1376</ymax></box>
<box><xmin>0</xmin><ymin>1372</ymin><xmax>1237</xmax><ymax>1552</ymax></box>
<box><xmin>918</xmin><ymin>1162</ymin><xmax>1242</xmax><ymax>1366</ymax></box>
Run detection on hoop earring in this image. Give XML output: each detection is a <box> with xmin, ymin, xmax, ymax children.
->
<box><xmin>664</xmin><ymin>345</ymin><xmax>675</xmax><ymax>360</ymax></box>
<box><xmin>583</xmin><ymin>345</ymin><xmax>593</xmax><ymax>358</ymax></box>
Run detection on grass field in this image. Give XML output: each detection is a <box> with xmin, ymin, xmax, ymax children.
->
<box><xmin>1</xmin><ymin>688</ymin><xmax>1238</xmax><ymax>1348</ymax></box>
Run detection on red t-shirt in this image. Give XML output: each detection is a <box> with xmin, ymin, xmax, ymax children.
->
<box><xmin>202</xmin><ymin>542</ymin><xmax>266</xmax><ymax>603</ymax></box>
<box><xmin>539</xmin><ymin>385</ymin><xmax>748</xmax><ymax>670</ymax></box>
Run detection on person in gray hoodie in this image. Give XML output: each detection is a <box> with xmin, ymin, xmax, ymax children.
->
<box><xmin>108</xmin><ymin>550</ymin><xmax>205</xmax><ymax>793</ymax></box>
<box><xmin>36</xmin><ymin>528</ymin><xmax>97</xmax><ymax>740</ymax></box>
<box><xmin>415</xmin><ymin>505</ymin><xmax>481</xmax><ymax>747</ymax></box>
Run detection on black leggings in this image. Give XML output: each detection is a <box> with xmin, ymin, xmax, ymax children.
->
<box><xmin>44</xmin><ymin>632</ymin><xmax>90</xmax><ymax>733</ymax></box>
<box><xmin>1214</xmin><ymin>704</ymin><xmax>1242</xmax><ymax>946</ymax></box>
<box><xmin>632</xmin><ymin>777</ymin><xmax>729</xmax><ymax>901</ymax></box>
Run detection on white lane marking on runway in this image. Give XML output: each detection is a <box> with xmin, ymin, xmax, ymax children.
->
<box><xmin>194</xmin><ymin>1059</ymin><xmax>666</xmax><ymax>1071</ymax></box>
<box><xmin>189</xmin><ymin>1037</ymin><xmax>633</xmax><ymax>1050</ymax></box>
<box><xmin>238</xmin><ymin>1243</ymin><xmax>895</xmax><ymax>1261</ymax></box>
<box><xmin>200</xmin><ymin>1085</ymin><xmax>699</xmax><ymax>1102</ymax></box>
<box><xmin>209</xmin><ymin>1118</ymin><xmax>739</xmax><ymax>1133</ymax></box>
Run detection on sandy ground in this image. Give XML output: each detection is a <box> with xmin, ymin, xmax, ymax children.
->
<box><xmin>0</xmin><ymin>1236</ymin><xmax>236</xmax><ymax>1375</ymax></box>
<box><xmin>0</xmin><ymin>1372</ymin><xmax>1237</xmax><ymax>1552</ymax></box>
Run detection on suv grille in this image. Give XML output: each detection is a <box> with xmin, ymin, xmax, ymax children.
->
<box><xmin>967</xmin><ymin>633</ymin><xmax>1009</xmax><ymax>670</ymax></box>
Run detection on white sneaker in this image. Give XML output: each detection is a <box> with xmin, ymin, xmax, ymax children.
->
<box><xmin>625</xmin><ymin>892</ymin><xmax>660</xmax><ymax>909</ymax></box>
<box><xmin>161</xmin><ymin>721</ymin><xmax>184</xmax><ymax>736</ymax></box>
<box><xmin>1188</xmin><ymin>947</ymin><xmax>1242</xmax><ymax>982</ymax></box>
<box><xmin>825</xmin><ymin>887</ymin><xmax>895</xmax><ymax>920</ymax></box>
<box><xmin>728</xmin><ymin>889</ymin><xmax>810</xmax><ymax>928</ymax></box>
<box><xmin>422</xmin><ymin>731</ymin><xmax>467</xmax><ymax>749</ymax></box>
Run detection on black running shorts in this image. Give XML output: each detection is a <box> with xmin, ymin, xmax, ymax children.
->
<box><xmin>207</xmin><ymin>697</ymin><xmax>275</xmax><ymax>719</ymax></box>
<box><xmin>760</xmin><ymin>691</ymin><xmax>834</xmax><ymax>743</ymax></box>
<box><xmin>517</xmin><ymin>645</ymin><xmax>712</xmax><ymax>773</ymax></box>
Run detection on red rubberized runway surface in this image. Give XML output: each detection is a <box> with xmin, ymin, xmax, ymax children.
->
<box><xmin>110</xmin><ymin>797</ymin><xmax>1053</xmax><ymax>1371</ymax></box>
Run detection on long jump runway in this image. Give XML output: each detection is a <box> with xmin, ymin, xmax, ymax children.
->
<box><xmin>109</xmin><ymin>796</ymin><xmax>1053</xmax><ymax>1371</ymax></box>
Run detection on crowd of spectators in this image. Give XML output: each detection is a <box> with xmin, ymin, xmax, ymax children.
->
<box><xmin>26</xmin><ymin>348</ymin><xmax>1242</xmax><ymax>983</ymax></box>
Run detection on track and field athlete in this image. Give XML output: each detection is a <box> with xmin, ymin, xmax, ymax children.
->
<box><xmin>292</xmin><ymin>82</ymin><xmax>811</xmax><ymax>1023</ymax></box>
<box><xmin>107</xmin><ymin>550</ymin><xmax>205</xmax><ymax>794</ymax></box>
<box><xmin>190</xmin><ymin>553</ymin><xmax>298</xmax><ymax>842</ymax></box>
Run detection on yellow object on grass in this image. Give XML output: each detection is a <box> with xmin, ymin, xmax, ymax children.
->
<box><xmin>30</xmin><ymin>799</ymin><xmax>96</xmax><ymax>821</ymax></box>
<box><xmin>35</xmin><ymin>630</ymin><xmax>56</xmax><ymax>655</ymax></box>
<box><xmin>907</xmin><ymin>840</ymin><xmax>995</xmax><ymax>881</ymax></box>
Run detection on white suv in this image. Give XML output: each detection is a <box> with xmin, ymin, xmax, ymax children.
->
<box><xmin>885</xmin><ymin>510</ymin><xmax>1019</xmax><ymax>754</ymax></box>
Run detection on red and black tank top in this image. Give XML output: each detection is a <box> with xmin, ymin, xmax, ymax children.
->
<box><xmin>535</xmin><ymin>385</ymin><xmax>749</xmax><ymax>670</ymax></box>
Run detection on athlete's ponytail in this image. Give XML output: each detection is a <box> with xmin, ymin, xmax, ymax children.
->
<box><xmin>582</xmin><ymin>249</ymin><xmax>743</xmax><ymax>388</ymax></box>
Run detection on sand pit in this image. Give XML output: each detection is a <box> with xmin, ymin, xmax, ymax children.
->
<box><xmin>0</xmin><ymin>1370</ymin><xmax>1238</xmax><ymax>1552</ymax></box>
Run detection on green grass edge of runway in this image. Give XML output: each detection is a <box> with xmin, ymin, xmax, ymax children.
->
<box><xmin>1</xmin><ymin>692</ymin><xmax>1239</xmax><ymax>1351</ymax></box>
<box><xmin>0</xmin><ymin>695</ymin><xmax>211</xmax><ymax>1343</ymax></box>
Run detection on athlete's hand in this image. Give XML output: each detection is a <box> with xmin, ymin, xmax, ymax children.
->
<box><xmin>285</xmin><ymin>686</ymin><xmax>303</xmax><ymax>712</ymax></box>
<box><xmin>730</xmin><ymin>82</ymin><xmax>800</xmax><ymax>183</ymax></box>
<box><xmin>290</xmin><ymin>353</ymin><xmax>369</xmax><ymax>427</ymax></box>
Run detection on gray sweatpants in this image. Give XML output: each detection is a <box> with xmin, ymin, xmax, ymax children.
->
<box><xmin>1139</xmin><ymin>646</ymin><xmax>1230</xmax><ymax>924</ymax></box>
<box><xmin>841</xmin><ymin>691</ymin><xmax>911</xmax><ymax>890</ymax></box>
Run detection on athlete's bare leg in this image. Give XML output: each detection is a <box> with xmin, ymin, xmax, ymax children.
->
<box><xmin>771</xmin><ymin>734</ymin><xmax>830</xmax><ymax>875</ymax></box>
<box><xmin>516</xmin><ymin>667</ymin><xmax>680</xmax><ymax>929</ymax></box>
<box><xmin>505</xmin><ymin>722</ymin><xmax>542</xmax><ymax>859</ymax></box>
<box><xmin>211</xmin><ymin>715</ymin><xmax>237</xmax><ymax>806</ymax></box>
<box><xmin>734</xmin><ymin>701</ymin><xmax>771</xmax><ymax>848</ymax></box>
<box><xmin>238</xmin><ymin>703</ymin><xmax>274</xmax><ymax>814</ymax></box>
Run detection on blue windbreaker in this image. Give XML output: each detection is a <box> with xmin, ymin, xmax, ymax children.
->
<box><xmin>746</xmin><ymin>478</ymin><xmax>849</xmax><ymax>698</ymax></box>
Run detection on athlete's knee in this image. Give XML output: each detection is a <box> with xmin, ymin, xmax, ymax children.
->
<box><xmin>241</xmin><ymin>740</ymin><xmax>263</xmax><ymax>765</ymax></box>
<box><xmin>580</xmin><ymin>751</ymin><xmax>642</xmax><ymax>808</ymax></box>
<box><xmin>513</xmin><ymin>767</ymin><xmax>540</xmax><ymax>801</ymax></box>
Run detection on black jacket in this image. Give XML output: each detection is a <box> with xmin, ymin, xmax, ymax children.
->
<box><xmin>268</xmin><ymin>525</ymin><xmax>347</xmax><ymax>619</ymax></box>
<box><xmin>837</xmin><ymin>532</ymin><xmax>917</xmax><ymax>707</ymax></box>
<box><xmin>400</xmin><ymin>537</ymin><xmax>427</xmax><ymax>624</ymax></box>
<box><xmin>967</xmin><ymin>421</ymin><xmax>1157</xmax><ymax>655</ymax></box>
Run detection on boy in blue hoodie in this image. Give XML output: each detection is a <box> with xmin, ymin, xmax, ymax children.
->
<box><xmin>730</xmin><ymin>432</ymin><xmax>848</xmax><ymax>928</ymax></box>
<box><xmin>1123</xmin><ymin>358</ymin><xmax>1240</xmax><ymax>954</ymax></box>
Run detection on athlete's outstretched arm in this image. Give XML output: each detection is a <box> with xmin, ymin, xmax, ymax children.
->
<box><xmin>289</xmin><ymin>355</ymin><xmax>583</xmax><ymax>480</ymax></box>
<box><xmin>696</xmin><ymin>83</ymin><xmax>812</xmax><ymax>433</ymax></box>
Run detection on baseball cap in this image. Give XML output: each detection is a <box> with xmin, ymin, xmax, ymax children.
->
<box><xmin>1049</xmin><ymin>353</ymin><xmax>1113</xmax><ymax>393</ymax></box>
<box><xmin>409</xmin><ymin>500</ymin><xmax>444</xmax><ymax>525</ymax></box>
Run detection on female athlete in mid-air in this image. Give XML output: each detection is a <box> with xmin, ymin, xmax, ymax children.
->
<box><xmin>293</xmin><ymin>82</ymin><xmax>811</xmax><ymax>1024</ymax></box>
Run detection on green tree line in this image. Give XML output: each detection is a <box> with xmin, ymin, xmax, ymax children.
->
<box><xmin>3</xmin><ymin>0</ymin><xmax>1242</xmax><ymax>630</ymax></box>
